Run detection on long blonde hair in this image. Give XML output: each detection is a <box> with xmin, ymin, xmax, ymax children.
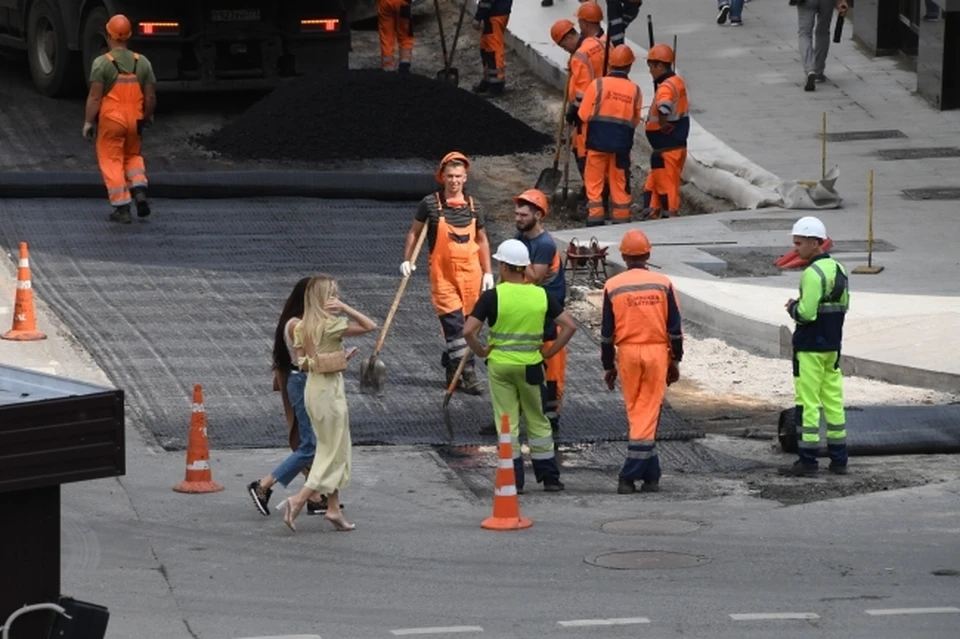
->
<box><xmin>299</xmin><ymin>275</ymin><xmax>339</xmax><ymax>355</ymax></box>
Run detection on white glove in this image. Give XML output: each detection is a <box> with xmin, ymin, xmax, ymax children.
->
<box><xmin>482</xmin><ymin>273</ymin><xmax>495</xmax><ymax>291</ymax></box>
<box><xmin>400</xmin><ymin>261</ymin><xmax>415</xmax><ymax>277</ymax></box>
<box><xmin>82</xmin><ymin>122</ymin><xmax>95</xmax><ymax>139</ymax></box>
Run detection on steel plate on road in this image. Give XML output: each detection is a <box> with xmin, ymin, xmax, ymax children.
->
<box><xmin>210</xmin><ymin>9</ymin><xmax>260</xmax><ymax>21</ymax></box>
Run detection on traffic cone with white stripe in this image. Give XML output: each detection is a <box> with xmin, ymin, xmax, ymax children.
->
<box><xmin>481</xmin><ymin>414</ymin><xmax>533</xmax><ymax>531</ymax></box>
<box><xmin>173</xmin><ymin>384</ymin><xmax>224</xmax><ymax>494</ymax></box>
<box><xmin>2</xmin><ymin>241</ymin><xmax>46</xmax><ymax>341</ymax></box>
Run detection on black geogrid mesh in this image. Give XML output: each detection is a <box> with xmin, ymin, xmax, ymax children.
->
<box><xmin>0</xmin><ymin>198</ymin><xmax>699</xmax><ymax>450</ymax></box>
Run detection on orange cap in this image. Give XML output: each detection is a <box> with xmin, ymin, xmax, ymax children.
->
<box><xmin>550</xmin><ymin>19</ymin><xmax>576</xmax><ymax>45</ymax></box>
<box><xmin>576</xmin><ymin>1</ymin><xmax>604</xmax><ymax>22</ymax></box>
<box><xmin>647</xmin><ymin>43</ymin><xmax>675</xmax><ymax>64</ymax></box>
<box><xmin>620</xmin><ymin>229</ymin><xmax>652</xmax><ymax>257</ymax></box>
<box><xmin>514</xmin><ymin>189</ymin><xmax>549</xmax><ymax>217</ymax></box>
<box><xmin>106</xmin><ymin>14</ymin><xmax>132</xmax><ymax>41</ymax></box>
<box><xmin>436</xmin><ymin>151</ymin><xmax>471</xmax><ymax>183</ymax></box>
<box><xmin>609</xmin><ymin>44</ymin><xmax>636</xmax><ymax>68</ymax></box>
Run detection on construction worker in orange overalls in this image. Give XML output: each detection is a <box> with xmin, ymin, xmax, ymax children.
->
<box><xmin>642</xmin><ymin>44</ymin><xmax>690</xmax><ymax>220</ymax></box>
<box><xmin>512</xmin><ymin>189</ymin><xmax>568</xmax><ymax>440</ymax></box>
<box><xmin>472</xmin><ymin>0</ymin><xmax>512</xmax><ymax>96</ymax></box>
<box><xmin>550</xmin><ymin>12</ymin><xmax>605</xmax><ymax>180</ymax></box>
<box><xmin>577</xmin><ymin>44</ymin><xmax>642</xmax><ymax>227</ymax></box>
<box><xmin>378</xmin><ymin>0</ymin><xmax>414</xmax><ymax>74</ymax></box>
<box><xmin>401</xmin><ymin>152</ymin><xmax>495</xmax><ymax>394</ymax></box>
<box><xmin>601</xmin><ymin>229</ymin><xmax>683</xmax><ymax>494</ymax></box>
<box><xmin>83</xmin><ymin>14</ymin><xmax>156</xmax><ymax>224</ymax></box>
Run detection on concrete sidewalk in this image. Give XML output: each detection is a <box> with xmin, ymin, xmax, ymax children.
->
<box><xmin>493</xmin><ymin>0</ymin><xmax>960</xmax><ymax>393</ymax></box>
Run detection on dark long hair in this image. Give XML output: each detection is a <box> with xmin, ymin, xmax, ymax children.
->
<box><xmin>272</xmin><ymin>277</ymin><xmax>311</xmax><ymax>371</ymax></box>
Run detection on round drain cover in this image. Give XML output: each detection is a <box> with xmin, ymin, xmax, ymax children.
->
<box><xmin>601</xmin><ymin>518</ymin><xmax>703</xmax><ymax>536</ymax></box>
<box><xmin>586</xmin><ymin>550</ymin><xmax>710</xmax><ymax>570</ymax></box>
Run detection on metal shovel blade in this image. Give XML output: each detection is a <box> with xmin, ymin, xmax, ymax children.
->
<box><xmin>359</xmin><ymin>354</ymin><xmax>386</xmax><ymax>396</ymax></box>
<box><xmin>436</xmin><ymin>67</ymin><xmax>459</xmax><ymax>86</ymax></box>
<box><xmin>534</xmin><ymin>168</ymin><xmax>563</xmax><ymax>194</ymax></box>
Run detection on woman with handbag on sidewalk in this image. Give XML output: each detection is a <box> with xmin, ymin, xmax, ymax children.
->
<box><xmin>280</xmin><ymin>275</ymin><xmax>377</xmax><ymax>532</ymax></box>
<box><xmin>247</xmin><ymin>277</ymin><xmax>359</xmax><ymax>517</ymax></box>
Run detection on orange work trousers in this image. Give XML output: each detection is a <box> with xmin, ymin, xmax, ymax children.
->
<box><xmin>542</xmin><ymin>326</ymin><xmax>567</xmax><ymax>430</ymax></box>
<box><xmin>379</xmin><ymin>0</ymin><xmax>413</xmax><ymax>71</ymax></box>
<box><xmin>616</xmin><ymin>342</ymin><xmax>669</xmax><ymax>483</ymax></box>
<box><xmin>96</xmin><ymin>116</ymin><xmax>146</xmax><ymax>208</ymax></box>
<box><xmin>480</xmin><ymin>15</ymin><xmax>509</xmax><ymax>87</ymax></box>
<box><xmin>585</xmin><ymin>150</ymin><xmax>632</xmax><ymax>225</ymax></box>
<box><xmin>644</xmin><ymin>147</ymin><xmax>686</xmax><ymax>215</ymax></box>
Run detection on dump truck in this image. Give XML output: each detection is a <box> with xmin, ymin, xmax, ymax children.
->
<box><xmin>0</xmin><ymin>0</ymin><xmax>377</xmax><ymax>97</ymax></box>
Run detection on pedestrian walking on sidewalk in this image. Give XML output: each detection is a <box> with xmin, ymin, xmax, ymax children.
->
<box><xmin>601</xmin><ymin>230</ymin><xmax>684</xmax><ymax>494</ymax></box>
<box><xmin>642</xmin><ymin>44</ymin><xmax>689</xmax><ymax>220</ymax></box>
<box><xmin>472</xmin><ymin>0</ymin><xmax>512</xmax><ymax>95</ymax></box>
<box><xmin>247</xmin><ymin>277</ymin><xmax>359</xmax><ymax>518</ymax></box>
<box><xmin>279</xmin><ymin>275</ymin><xmax>378</xmax><ymax>532</ymax></box>
<box><xmin>793</xmin><ymin>0</ymin><xmax>848</xmax><ymax>91</ymax></box>
<box><xmin>716</xmin><ymin>0</ymin><xmax>745</xmax><ymax>26</ymax></box>
<box><xmin>83</xmin><ymin>14</ymin><xmax>157</xmax><ymax>224</ymax></box>
<box><xmin>463</xmin><ymin>239</ymin><xmax>577</xmax><ymax>493</ymax></box>
<box><xmin>780</xmin><ymin>216</ymin><xmax>850</xmax><ymax>477</ymax></box>
<box><xmin>401</xmin><ymin>152</ymin><xmax>494</xmax><ymax>395</ymax></box>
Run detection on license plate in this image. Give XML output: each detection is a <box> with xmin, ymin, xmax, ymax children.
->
<box><xmin>210</xmin><ymin>9</ymin><xmax>260</xmax><ymax>21</ymax></box>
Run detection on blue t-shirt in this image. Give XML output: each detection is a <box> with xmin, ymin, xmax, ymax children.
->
<box><xmin>516</xmin><ymin>230</ymin><xmax>566</xmax><ymax>307</ymax></box>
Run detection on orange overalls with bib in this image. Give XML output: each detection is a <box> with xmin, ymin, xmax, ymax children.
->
<box><xmin>476</xmin><ymin>0</ymin><xmax>512</xmax><ymax>92</ymax></box>
<box><xmin>429</xmin><ymin>192</ymin><xmax>483</xmax><ymax>371</ymax></box>
<box><xmin>568</xmin><ymin>35</ymin><xmax>606</xmax><ymax>177</ymax></box>
<box><xmin>643</xmin><ymin>73</ymin><xmax>690</xmax><ymax>218</ymax></box>
<box><xmin>577</xmin><ymin>72</ymin><xmax>642</xmax><ymax>226</ymax></box>
<box><xmin>97</xmin><ymin>53</ymin><xmax>148</xmax><ymax>208</ymax></box>
<box><xmin>601</xmin><ymin>265</ymin><xmax>683</xmax><ymax>485</ymax></box>
<box><xmin>378</xmin><ymin>0</ymin><xmax>414</xmax><ymax>72</ymax></box>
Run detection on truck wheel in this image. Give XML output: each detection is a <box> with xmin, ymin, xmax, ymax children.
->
<box><xmin>26</xmin><ymin>0</ymin><xmax>85</xmax><ymax>97</ymax></box>
<box><xmin>81</xmin><ymin>6</ymin><xmax>110</xmax><ymax>87</ymax></box>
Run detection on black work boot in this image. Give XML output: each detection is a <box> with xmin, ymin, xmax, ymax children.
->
<box><xmin>132</xmin><ymin>187</ymin><xmax>151</xmax><ymax>218</ymax></box>
<box><xmin>460</xmin><ymin>365</ymin><xmax>484</xmax><ymax>396</ymax></box>
<box><xmin>618</xmin><ymin>478</ymin><xmax>636</xmax><ymax>494</ymax></box>
<box><xmin>472</xmin><ymin>80</ymin><xmax>490</xmax><ymax>94</ymax></box>
<box><xmin>640</xmin><ymin>480</ymin><xmax>660</xmax><ymax>493</ymax></box>
<box><xmin>543</xmin><ymin>477</ymin><xmax>565</xmax><ymax>492</ymax></box>
<box><xmin>828</xmin><ymin>463</ymin><xmax>848</xmax><ymax>475</ymax></box>
<box><xmin>778</xmin><ymin>460</ymin><xmax>818</xmax><ymax>477</ymax></box>
<box><xmin>109</xmin><ymin>204</ymin><xmax>132</xmax><ymax>224</ymax></box>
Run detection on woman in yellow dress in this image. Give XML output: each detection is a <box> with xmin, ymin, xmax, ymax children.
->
<box><xmin>280</xmin><ymin>274</ymin><xmax>377</xmax><ymax>532</ymax></box>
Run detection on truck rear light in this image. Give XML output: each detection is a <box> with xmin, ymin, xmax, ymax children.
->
<box><xmin>300</xmin><ymin>18</ymin><xmax>340</xmax><ymax>33</ymax></box>
<box><xmin>139</xmin><ymin>22</ymin><xmax>181</xmax><ymax>36</ymax></box>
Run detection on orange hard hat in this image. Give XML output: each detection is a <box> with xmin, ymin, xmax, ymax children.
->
<box><xmin>106</xmin><ymin>14</ymin><xmax>132</xmax><ymax>41</ymax></box>
<box><xmin>647</xmin><ymin>43</ymin><xmax>675</xmax><ymax>64</ymax></box>
<box><xmin>609</xmin><ymin>44</ymin><xmax>636</xmax><ymax>68</ymax></box>
<box><xmin>550</xmin><ymin>19</ymin><xmax>576</xmax><ymax>45</ymax></box>
<box><xmin>620</xmin><ymin>229</ymin><xmax>652</xmax><ymax>257</ymax></box>
<box><xmin>436</xmin><ymin>151</ymin><xmax>471</xmax><ymax>183</ymax></box>
<box><xmin>514</xmin><ymin>189</ymin><xmax>549</xmax><ymax>217</ymax></box>
<box><xmin>575</xmin><ymin>1</ymin><xmax>603</xmax><ymax>23</ymax></box>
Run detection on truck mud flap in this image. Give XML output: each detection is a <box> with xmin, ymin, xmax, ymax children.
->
<box><xmin>778</xmin><ymin>405</ymin><xmax>960</xmax><ymax>456</ymax></box>
<box><xmin>0</xmin><ymin>170</ymin><xmax>436</xmax><ymax>201</ymax></box>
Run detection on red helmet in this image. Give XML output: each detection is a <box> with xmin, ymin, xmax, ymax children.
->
<box><xmin>514</xmin><ymin>189</ymin><xmax>549</xmax><ymax>218</ymax></box>
<box><xmin>106</xmin><ymin>14</ymin><xmax>132</xmax><ymax>41</ymax></box>
<box><xmin>436</xmin><ymin>151</ymin><xmax>471</xmax><ymax>183</ymax></box>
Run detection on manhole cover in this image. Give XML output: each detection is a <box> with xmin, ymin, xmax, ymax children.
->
<box><xmin>902</xmin><ymin>188</ymin><xmax>960</xmax><ymax>201</ymax></box>
<box><xmin>601</xmin><ymin>518</ymin><xmax>704</xmax><ymax>536</ymax></box>
<box><xmin>825</xmin><ymin>129</ymin><xmax>906</xmax><ymax>142</ymax></box>
<box><xmin>585</xmin><ymin>550</ymin><xmax>710</xmax><ymax>570</ymax></box>
<box><xmin>877</xmin><ymin>147</ymin><xmax>960</xmax><ymax>160</ymax></box>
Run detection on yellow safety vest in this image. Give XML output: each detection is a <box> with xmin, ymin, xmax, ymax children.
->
<box><xmin>488</xmin><ymin>282</ymin><xmax>548</xmax><ymax>366</ymax></box>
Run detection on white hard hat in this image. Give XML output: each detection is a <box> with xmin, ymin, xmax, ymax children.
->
<box><xmin>493</xmin><ymin>239</ymin><xmax>531</xmax><ymax>267</ymax></box>
<box><xmin>792</xmin><ymin>216</ymin><xmax>827</xmax><ymax>239</ymax></box>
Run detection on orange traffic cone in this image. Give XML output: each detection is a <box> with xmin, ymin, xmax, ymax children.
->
<box><xmin>173</xmin><ymin>384</ymin><xmax>224</xmax><ymax>494</ymax></box>
<box><xmin>2</xmin><ymin>241</ymin><xmax>46</xmax><ymax>341</ymax></box>
<box><xmin>481</xmin><ymin>414</ymin><xmax>533</xmax><ymax>531</ymax></box>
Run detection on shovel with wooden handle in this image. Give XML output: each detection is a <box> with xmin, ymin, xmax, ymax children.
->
<box><xmin>359</xmin><ymin>223</ymin><xmax>429</xmax><ymax>396</ymax></box>
<box><xmin>436</xmin><ymin>0</ymin><xmax>469</xmax><ymax>85</ymax></box>
<box><xmin>535</xmin><ymin>71</ymin><xmax>571</xmax><ymax>194</ymax></box>
<box><xmin>441</xmin><ymin>349</ymin><xmax>472</xmax><ymax>439</ymax></box>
